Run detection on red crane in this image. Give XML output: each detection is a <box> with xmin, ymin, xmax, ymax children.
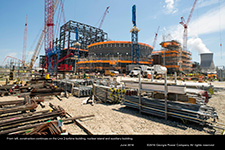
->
<box><xmin>152</xmin><ymin>26</ymin><xmax>160</xmax><ymax>50</ymax></box>
<box><xmin>22</xmin><ymin>15</ymin><xmax>28</xmax><ymax>65</ymax></box>
<box><xmin>3</xmin><ymin>56</ymin><xmax>25</xmax><ymax>66</ymax></box>
<box><xmin>98</xmin><ymin>6</ymin><xmax>110</xmax><ymax>29</ymax></box>
<box><xmin>44</xmin><ymin>0</ymin><xmax>55</xmax><ymax>69</ymax></box>
<box><xmin>179</xmin><ymin>0</ymin><xmax>198</xmax><ymax>51</ymax></box>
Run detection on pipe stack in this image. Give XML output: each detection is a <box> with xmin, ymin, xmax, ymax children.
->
<box><xmin>123</xmin><ymin>95</ymin><xmax>218</xmax><ymax>125</ymax></box>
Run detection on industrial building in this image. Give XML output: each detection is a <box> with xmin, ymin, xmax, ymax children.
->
<box><xmin>39</xmin><ymin>20</ymin><xmax>108</xmax><ymax>74</ymax></box>
<box><xmin>200</xmin><ymin>53</ymin><xmax>216</xmax><ymax>74</ymax></box>
<box><xmin>39</xmin><ymin>19</ymin><xmax>154</xmax><ymax>74</ymax></box>
<box><xmin>151</xmin><ymin>40</ymin><xmax>192</xmax><ymax>74</ymax></box>
<box><xmin>78</xmin><ymin>41</ymin><xmax>153</xmax><ymax>73</ymax></box>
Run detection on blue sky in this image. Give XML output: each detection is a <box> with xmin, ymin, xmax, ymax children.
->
<box><xmin>0</xmin><ymin>0</ymin><xmax>225</xmax><ymax>67</ymax></box>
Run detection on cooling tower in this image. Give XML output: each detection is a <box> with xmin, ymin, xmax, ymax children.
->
<box><xmin>200</xmin><ymin>53</ymin><xmax>216</xmax><ymax>73</ymax></box>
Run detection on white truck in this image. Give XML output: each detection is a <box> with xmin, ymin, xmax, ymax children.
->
<box><xmin>142</xmin><ymin>66</ymin><xmax>154</xmax><ymax>78</ymax></box>
<box><xmin>129</xmin><ymin>65</ymin><xmax>167</xmax><ymax>78</ymax></box>
<box><xmin>142</xmin><ymin>65</ymin><xmax>167</xmax><ymax>78</ymax></box>
<box><xmin>129</xmin><ymin>67</ymin><xmax>141</xmax><ymax>77</ymax></box>
<box><xmin>129</xmin><ymin>65</ymin><xmax>152</xmax><ymax>77</ymax></box>
<box><xmin>153</xmin><ymin>65</ymin><xmax>167</xmax><ymax>74</ymax></box>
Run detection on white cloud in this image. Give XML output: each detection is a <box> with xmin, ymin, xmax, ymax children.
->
<box><xmin>189</xmin><ymin>3</ymin><xmax>225</xmax><ymax>36</ymax></box>
<box><xmin>188</xmin><ymin>37</ymin><xmax>211</xmax><ymax>54</ymax></box>
<box><xmin>164</xmin><ymin>0</ymin><xmax>178</xmax><ymax>14</ymax></box>
<box><xmin>197</xmin><ymin>0</ymin><xmax>219</xmax><ymax>8</ymax></box>
<box><xmin>162</xmin><ymin>2</ymin><xmax>225</xmax><ymax>54</ymax></box>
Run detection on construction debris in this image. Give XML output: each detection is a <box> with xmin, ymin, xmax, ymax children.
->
<box><xmin>25</xmin><ymin>121</ymin><xmax>61</xmax><ymax>135</ymax></box>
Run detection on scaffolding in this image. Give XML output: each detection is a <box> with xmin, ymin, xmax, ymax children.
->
<box><xmin>78</xmin><ymin>41</ymin><xmax>153</xmax><ymax>73</ymax></box>
<box><xmin>152</xmin><ymin>40</ymin><xmax>192</xmax><ymax>74</ymax></box>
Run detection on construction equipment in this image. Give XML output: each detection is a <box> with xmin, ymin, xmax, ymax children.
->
<box><xmin>28</xmin><ymin>30</ymin><xmax>45</xmax><ymax>69</ymax></box>
<box><xmin>104</xmin><ymin>70</ymin><xmax>119</xmax><ymax>76</ymax></box>
<box><xmin>28</xmin><ymin>0</ymin><xmax>60</xmax><ymax>70</ymax></box>
<box><xmin>3</xmin><ymin>56</ymin><xmax>26</xmax><ymax>67</ymax></box>
<box><xmin>130</xmin><ymin>5</ymin><xmax>140</xmax><ymax>64</ymax></box>
<box><xmin>179</xmin><ymin>0</ymin><xmax>198</xmax><ymax>51</ymax></box>
<box><xmin>22</xmin><ymin>15</ymin><xmax>28</xmax><ymax>66</ymax></box>
<box><xmin>98</xmin><ymin>6</ymin><xmax>110</xmax><ymax>29</ymax></box>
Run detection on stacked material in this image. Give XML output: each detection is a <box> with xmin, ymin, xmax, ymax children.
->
<box><xmin>25</xmin><ymin>122</ymin><xmax>61</xmax><ymax>135</ymax></box>
<box><xmin>123</xmin><ymin>96</ymin><xmax>218</xmax><ymax>125</ymax></box>
<box><xmin>0</xmin><ymin>84</ymin><xmax>21</xmax><ymax>96</ymax></box>
<box><xmin>73</xmin><ymin>86</ymin><xmax>92</xmax><ymax>97</ymax></box>
<box><xmin>0</xmin><ymin>103</ymin><xmax>65</xmax><ymax>135</ymax></box>
<box><xmin>54</xmin><ymin>79</ymin><xmax>93</xmax><ymax>97</ymax></box>
<box><xmin>123</xmin><ymin>81</ymin><xmax>211</xmax><ymax>105</ymax></box>
<box><xmin>93</xmin><ymin>84</ymin><xmax>125</xmax><ymax>104</ymax></box>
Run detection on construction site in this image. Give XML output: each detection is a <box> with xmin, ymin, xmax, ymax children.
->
<box><xmin>0</xmin><ymin>0</ymin><xmax>225</xmax><ymax>141</ymax></box>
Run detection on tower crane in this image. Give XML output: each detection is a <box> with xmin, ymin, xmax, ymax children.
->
<box><xmin>179</xmin><ymin>0</ymin><xmax>198</xmax><ymax>51</ymax></box>
<box><xmin>130</xmin><ymin>5</ymin><xmax>140</xmax><ymax>64</ymax></box>
<box><xmin>98</xmin><ymin>6</ymin><xmax>110</xmax><ymax>29</ymax></box>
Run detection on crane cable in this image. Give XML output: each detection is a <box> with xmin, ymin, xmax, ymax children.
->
<box><xmin>219</xmin><ymin>0</ymin><xmax>222</xmax><ymax>59</ymax></box>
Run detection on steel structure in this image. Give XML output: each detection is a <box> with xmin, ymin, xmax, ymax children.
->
<box><xmin>57</xmin><ymin>20</ymin><xmax>108</xmax><ymax>72</ymax></box>
<box><xmin>45</xmin><ymin>0</ymin><xmax>55</xmax><ymax>73</ymax></box>
<box><xmin>59</xmin><ymin>20</ymin><xmax>108</xmax><ymax>50</ymax></box>
<box><xmin>44</xmin><ymin>0</ymin><xmax>55</xmax><ymax>55</ymax></box>
<box><xmin>130</xmin><ymin>5</ymin><xmax>140</xmax><ymax>64</ymax></box>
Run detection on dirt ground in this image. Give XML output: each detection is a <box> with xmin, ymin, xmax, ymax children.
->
<box><xmin>1</xmin><ymin>81</ymin><xmax>225</xmax><ymax>135</ymax></box>
<box><xmin>39</xmin><ymin>82</ymin><xmax>225</xmax><ymax>135</ymax></box>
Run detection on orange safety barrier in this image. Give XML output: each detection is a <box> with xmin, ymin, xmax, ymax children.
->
<box><xmin>87</xmin><ymin>41</ymin><xmax>153</xmax><ymax>49</ymax></box>
<box><xmin>152</xmin><ymin>50</ymin><xmax>179</xmax><ymax>54</ymax></box>
<box><xmin>63</xmin><ymin>47</ymin><xmax>88</xmax><ymax>52</ymax></box>
<box><xmin>78</xmin><ymin>60</ymin><xmax>150</xmax><ymax>64</ymax></box>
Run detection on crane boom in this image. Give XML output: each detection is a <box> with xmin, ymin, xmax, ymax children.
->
<box><xmin>179</xmin><ymin>0</ymin><xmax>198</xmax><ymax>51</ymax></box>
<box><xmin>98</xmin><ymin>6</ymin><xmax>110</xmax><ymax>29</ymax></box>
<box><xmin>29</xmin><ymin>29</ymin><xmax>45</xmax><ymax>69</ymax></box>
<box><xmin>3</xmin><ymin>56</ymin><xmax>25</xmax><ymax>65</ymax></box>
<box><xmin>22</xmin><ymin>15</ymin><xmax>28</xmax><ymax>64</ymax></box>
<box><xmin>186</xmin><ymin>0</ymin><xmax>198</xmax><ymax>25</ymax></box>
<box><xmin>152</xmin><ymin>26</ymin><xmax>160</xmax><ymax>50</ymax></box>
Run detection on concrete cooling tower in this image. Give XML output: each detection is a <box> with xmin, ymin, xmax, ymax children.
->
<box><xmin>200</xmin><ymin>53</ymin><xmax>216</xmax><ymax>73</ymax></box>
